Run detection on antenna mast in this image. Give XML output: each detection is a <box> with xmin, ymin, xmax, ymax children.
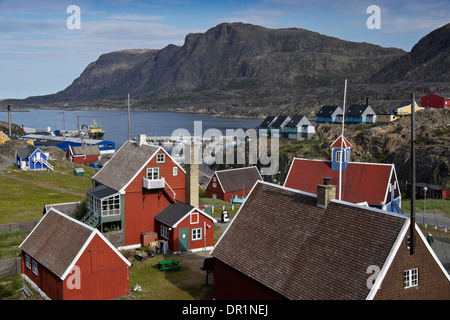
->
<box><xmin>339</xmin><ymin>78</ymin><xmax>347</xmax><ymax>201</ymax></box>
<box><xmin>128</xmin><ymin>93</ymin><xmax>131</xmax><ymax>141</ymax></box>
<box><xmin>410</xmin><ymin>92</ymin><xmax>416</xmax><ymax>255</ymax></box>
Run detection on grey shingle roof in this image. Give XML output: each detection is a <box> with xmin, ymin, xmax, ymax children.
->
<box><xmin>19</xmin><ymin>209</ymin><xmax>94</xmax><ymax>279</ymax></box>
<box><xmin>155</xmin><ymin>201</ymin><xmax>195</xmax><ymax>227</ymax></box>
<box><xmin>92</xmin><ymin>141</ymin><xmax>159</xmax><ymax>191</ymax></box>
<box><xmin>212</xmin><ymin>181</ymin><xmax>407</xmax><ymax>300</ymax></box>
<box><xmin>215</xmin><ymin>166</ymin><xmax>262</xmax><ymax>193</ymax></box>
<box><xmin>16</xmin><ymin>146</ymin><xmax>38</xmax><ymax>158</ymax></box>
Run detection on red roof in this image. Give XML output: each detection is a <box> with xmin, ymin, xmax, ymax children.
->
<box><xmin>330</xmin><ymin>135</ymin><xmax>352</xmax><ymax>148</ymax></box>
<box><xmin>284</xmin><ymin>159</ymin><xmax>393</xmax><ymax>206</ymax></box>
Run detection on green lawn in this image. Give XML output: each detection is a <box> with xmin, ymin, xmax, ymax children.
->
<box><xmin>401</xmin><ymin>198</ymin><xmax>450</xmax><ymax>216</ymax></box>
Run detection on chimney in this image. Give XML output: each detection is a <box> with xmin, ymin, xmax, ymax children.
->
<box><xmin>185</xmin><ymin>142</ymin><xmax>200</xmax><ymax>208</ymax></box>
<box><xmin>366</xmin><ymin>97</ymin><xmax>369</xmax><ymax>107</ymax></box>
<box><xmin>138</xmin><ymin>134</ymin><xmax>147</xmax><ymax>147</ymax></box>
<box><xmin>317</xmin><ymin>177</ymin><xmax>336</xmax><ymax>208</ymax></box>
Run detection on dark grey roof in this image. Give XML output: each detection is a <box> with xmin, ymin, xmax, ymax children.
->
<box><xmin>212</xmin><ymin>181</ymin><xmax>407</xmax><ymax>300</ymax></box>
<box><xmin>71</xmin><ymin>145</ymin><xmax>100</xmax><ymax>155</ymax></box>
<box><xmin>215</xmin><ymin>166</ymin><xmax>262</xmax><ymax>193</ymax></box>
<box><xmin>285</xmin><ymin>115</ymin><xmax>308</xmax><ymax>127</ymax></box>
<box><xmin>16</xmin><ymin>146</ymin><xmax>38</xmax><ymax>158</ymax></box>
<box><xmin>316</xmin><ymin>105</ymin><xmax>341</xmax><ymax>116</ymax></box>
<box><xmin>346</xmin><ymin>105</ymin><xmax>369</xmax><ymax>116</ymax></box>
<box><xmin>259</xmin><ymin>116</ymin><xmax>276</xmax><ymax>128</ymax></box>
<box><xmin>270</xmin><ymin>116</ymin><xmax>290</xmax><ymax>128</ymax></box>
<box><xmin>92</xmin><ymin>140</ymin><xmax>159</xmax><ymax>191</ymax></box>
<box><xmin>87</xmin><ymin>184</ymin><xmax>119</xmax><ymax>199</ymax></box>
<box><xmin>155</xmin><ymin>201</ymin><xmax>195</xmax><ymax>227</ymax></box>
<box><xmin>44</xmin><ymin>202</ymin><xmax>81</xmax><ymax>218</ymax></box>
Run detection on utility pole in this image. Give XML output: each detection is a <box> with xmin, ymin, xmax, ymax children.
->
<box><xmin>128</xmin><ymin>93</ymin><xmax>131</xmax><ymax>141</ymax></box>
<box><xmin>410</xmin><ymin>92</ymin><xmax>416</xmax><ymax>255</ymax></box>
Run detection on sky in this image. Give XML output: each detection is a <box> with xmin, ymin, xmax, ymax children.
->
<box><xmin>0</xmin><ymin>0</ymin><xmax>448</xmax><ymax>100</ymax></box>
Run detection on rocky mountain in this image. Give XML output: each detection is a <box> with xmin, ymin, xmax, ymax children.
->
<box><xmin>371</xmin><ymin>23</ymin><xmax>450</xmax><ymax>84</ymax></box>
<box><xmin>4</xmin><ymin>22</ymin><xmax>406</xmax><ymax>112</ymax></box>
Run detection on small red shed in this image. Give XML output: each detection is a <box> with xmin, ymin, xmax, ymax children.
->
<box><xmin>67</xmin><ymin>145</ymin><xmax>101</xmax><ymax>163</ymax></box>
<box><xmin>420</xmin><ymin>93</ymin><xmax>450</xmax><ymax>109</ymax></box>
<box><xmin>205</xmin><ymin>166</ymin><xmax>262</xmax><ymax>202</ymax></box>
<box><xmin>19</xmin><ymin>209</ymin><xmax>131</xmax><ymax>300</ymax></box>
<box><xmin>155</xmin><ymin>201</ymin><xmax>217</xmax><ymax>253</ymax></box>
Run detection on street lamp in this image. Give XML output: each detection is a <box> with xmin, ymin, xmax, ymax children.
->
<box><xmin>423</xmin><ymin>187</ymin><xmax>428</xmax><ymax>225</ymax></box>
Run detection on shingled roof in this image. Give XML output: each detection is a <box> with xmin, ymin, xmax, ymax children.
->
<box><xmin>213</xmin><ymin>166</ymin><xmax>262</xmax><ymax>193</ymax></box>
<box><xmin>155</xmin><ymin>201</ymin><xmax>217</xmax><ymax>227</ymax></box>
<box><xmin>19</xmin><ymin>209</ymin><xmax>130</xmax><ymax>280</ymax></box>
<box><xmin>212</xmin><ymin>181</ymin><xmax>408</xmax><ymax>300</ymax></box>
<box><xmin>92</xmin><ymin>140</ymin><xmax>159</xmax><ymax>192</ymax></box>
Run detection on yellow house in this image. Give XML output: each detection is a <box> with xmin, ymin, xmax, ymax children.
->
<box><xmin>0</xmin><ymin>131</ymin><xmax>10</xmax><ymax>145</ymax></box>
<box><xmin>376</xmin><ymin>113</ymin><xmax>397</xmax><ymax>125</ymax></box>
<box><xmin>389</xmin><ymin>101</ymin><xmax>421</xmax><ymax>116</ymax></box>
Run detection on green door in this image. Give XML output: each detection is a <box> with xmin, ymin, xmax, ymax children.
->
<box><xmin>179</xmin><ymin>228</ymin><xmax>189</xmax><ymax>252</ymax></box>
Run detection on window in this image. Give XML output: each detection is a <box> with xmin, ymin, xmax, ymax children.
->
<box><xmin>190</xmin><ymin>212</ymin><xmax>199</xmax><ymax>224</ymax></box>
<box><xmin>335</xmin><ymin>151</ymin><xmax>342</xmax><ymax>162</ymax></box>
<box><xmin>25</xmin><ymin>254</ymin><xmax>31</xmax><ymax>269</ymax></box>
<box><xmin>146</xmin><ymin>167</ymin><xmax>160</xmax><ymax>180</ymax></box>
<box><xmin>173</xmin><ymin>166</ymin><xmax>178</xmax><ymax>176</ymax></box>
<box><xmin>212</xmin><ymin>183</ymin><xmax>217</xmax><ymax>188</ymax></box>
<box><xmin>156</xmin><ymin>153</ymin><xmax>165</xmax><ymax>163</ymax></box>
<box><xmin>213</xmin><ymin>177</ymin><xmax>216</xmax><ymax>182</ymax></box>
<box><xmin>212</xmin><ymin>194</ymin><xmax>217</xmax><ymax>199</ymax></box>
<box><xmin>161</xmin><ymin>225</ymin><xmax>169</xmax><ymax>239</ymax></box>
<box><xmin>32</xmin><ymin>259</ymin><xmax>38</xmax><ymax>276</ymax></box>
<box><xmin>404</xmin><ymin>268</ymin><xmax>418</xmax><ymax>288</ymax></box>
<box><xmin>192</xmin><ymin>228</ymin><xmax>202</xmax><ymax>241</ymax></box>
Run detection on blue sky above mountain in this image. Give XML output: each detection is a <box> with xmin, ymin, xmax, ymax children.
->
<box><xmin>0</xmin><ymin>0</ymin><xmax>448</xmax><ymax>99</ymax></box>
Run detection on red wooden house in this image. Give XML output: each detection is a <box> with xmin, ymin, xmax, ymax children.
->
<box><xmin>205</xmin><ymin>166</ymin><xmax>262</xmax><ymax>202</ymax></box>
<box><xmin>66</xmin><ymin>145</ymin><xmax>101</xmax><ymax>164</ymax></box>
<box><xmin>421</xmin><ymin>93</ymin><xmax>450</xmax><ymax>109</ymax></box>
<box><xmin>84</xmin><ymin>139</ymin><xmax>187</xmax><ymax>247</ymax></box>
<box><xmin>212</xmin><ymin>180</ymin><xmax>450</xmax><ymax>300</ymax></box>
<box><xmin>155</xmin><ymin>201</ymin><xmax>217</xmax><ymax>253</ymax></box>
<box><xmin>284</xmin><ymin>135</ymin><xmax>402</xmax><ymax>213</ymax></box>
<box><xmin>82</xmin><ymin>137</ymin><xmax>213</xmax><ymax>253</ymax></box>
<box><xmin>19</xmin><ymin>208</ymin><xmax>131</xmax><ymax>300</ymax></box>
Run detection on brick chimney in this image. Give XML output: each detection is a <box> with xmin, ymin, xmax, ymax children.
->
<box><xmin>185</xmin><ymin>142</ymin><xmax>200</xmax><ymax>208</ymax></box>
<box><xmin>317</xmin><ymin>177</ymin><xmax>336</xmax><ymax>208</ymax></box>
<box><xmin>138</xmin><ymin>134</ymin><xmax>147</xmax><ymax>147</ymax></box>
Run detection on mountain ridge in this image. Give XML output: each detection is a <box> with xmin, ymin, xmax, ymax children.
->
<box><xmin>3</xmin><ymin>22</ymin><xmax>449</xmax><ymax>118</ymax></box>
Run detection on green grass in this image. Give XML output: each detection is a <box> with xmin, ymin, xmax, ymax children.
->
<box><xmin>401</xmin><ymin>198</ymin><xmax>450</xmax><ymax>216</ymax></box>
<box><xmin>0</xmin><ymin>230</ymin><xmax>27</xmax><ymax>261</ymax></box>
<box><xmin>0</xmin><ymin>274</ymin><xmax>23</xmax><ymax>299</ymax></box>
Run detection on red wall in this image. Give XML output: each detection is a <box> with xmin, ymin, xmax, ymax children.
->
<box><xmin>421</xmin><ymin>94</ymin><xmax>450</xmax><ymax>109</ymax></box>
<box><xmin>72</xmin><ymin>154</ymin><xmax>99</xmax><ymax>163</ymax></box>
<box><xmin>155</xmin><ymin>209</ymin><xmax>215</xmax><ymax>253</ymax></box>
<box><xmin>213</xmin><ymin>260</ymin><xmax>286</xmax><ymax>300</ymax></box>
<box><xmin>22</xmin><ymin>234</ymin><xmax>130</xmax><ymax>300</ymax></box>
<box><xmin>124</xmin><ymin>150</ymin><xmax>186</xmax><ymax>246</ymax></box>
<box><xmin>205</xmin><ymin>173</ymin><xmax>252</xmax><ymax>202</ymax></box>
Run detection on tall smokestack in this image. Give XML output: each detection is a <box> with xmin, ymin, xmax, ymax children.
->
<box><xmin>7</xmin><ymin>105</ymin><xmax>11</xmax><ymax>136</ymax></box>
<box><xmin>185</xmin><ymin>142</ymin><xmax>200</xmax><ymax>208</ymax></box>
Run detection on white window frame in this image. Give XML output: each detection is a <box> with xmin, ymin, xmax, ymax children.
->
<box><xmin>173</xmin><ymin>166</ymin><xmax>178</xmax><ymax>176</ymax></box>
<box><xmin>161</xmin><ymin>225</ymin><xmax>169</xmax><ymax>239</ymax></box>
<box><xmin>25</xmin><ymin>254</ymin><xmax>31</xmax><ymax>269</ymax></box>
<box><xmin>190</xmin><ymin>212</ymin><xmax>199</xmax><ymax>224</ymax></box>
<box><xmin>335</xmin><ymin>150</ymin><xmax>341</xmax><ymax>162</ymax></box>
<box><xmin>191</xmin><ymin>228</ymin><xmax>202</xmax><ymax>241</ymax></box>
<box><xmin>156</xmin><ymin>153</ymin><xmax>165</xmax><ymax>163</ymax></box>
<box><xmin>146</xmin><ymin>167</ymin><xmax>160</xmax><ymax>180</ymax></box>
<box><xmin>212</xmin><ymin>194</ymin><xmax>217</xmax><ymax>199</ymax></box>
<box><xmin>32</xmin><ymin>259</ymin><xmax>38</xmax><ymax>276</ymax></box>
<box><xmin>404</xmin><ymin>268</ymin><xmax>418</xmax><ymax>289</ymax></box>
<box><xmin>212</xmin><ymin>183</ymin><xmax>217</xmax><ymax>188</ymax></box>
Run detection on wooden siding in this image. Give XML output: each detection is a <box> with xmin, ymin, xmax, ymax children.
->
<box><xmin>375</xmin><ymin>228</ymin><xmax>450</xmax><ymax>300</ymax></box>
<box><xmin>22</xmin><ymin>233</ymin><xmax>130</xmax><ymax>300</ymax></box>
<box><xmin>214</xmin><ymin>259</ymin><xmax>286</xmax><ymax>300</ymax></box>
<box><xmin>124</xmin><ymin>150</ymin><xmax>186</xmax><ymax>246</ymax></box>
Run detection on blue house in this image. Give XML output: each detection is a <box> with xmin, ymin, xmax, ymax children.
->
<box><xmin>316</xmin><ymin>106</ymin><xmax>343</xmax><ymax>123</ymax></box>
<box><xmin>16</xmin><ymin>146</ymin><xmax>53</xmax><ymax>171</ymax></box>
<box><xmin>345</xmin><ymin>104</ymin><xmax>376</xmax><ymax>124</ymax></box>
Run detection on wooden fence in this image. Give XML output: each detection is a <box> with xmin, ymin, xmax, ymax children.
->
<box><xmin>0</xmin><ymin>257</ymin><xmax>21</xmax><ymax>278</ymax></box>
<box><xmin>0</xmin><ymin>221</ymin><xmax>39</xmax><ymax>233</ymax></box>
